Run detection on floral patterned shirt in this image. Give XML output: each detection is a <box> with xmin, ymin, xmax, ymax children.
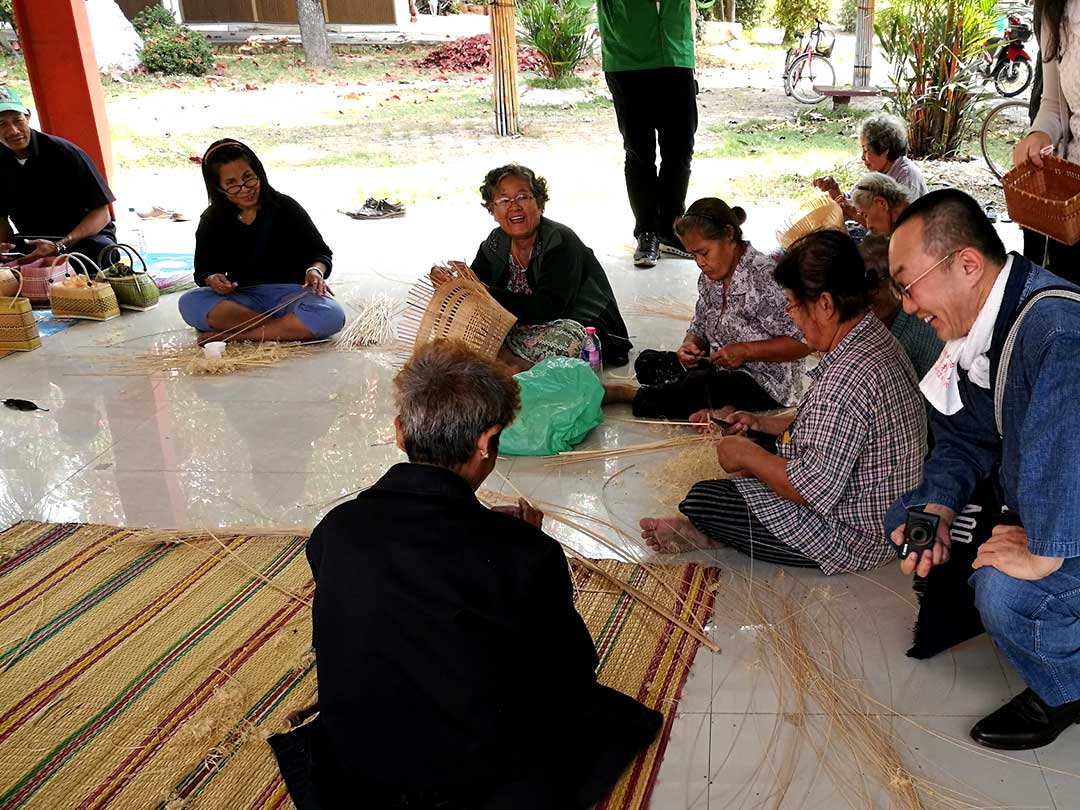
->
<box><xmin>687</xmin><ymin>243</ymin><xmax>806</xmax><ymax>405</ymax></box>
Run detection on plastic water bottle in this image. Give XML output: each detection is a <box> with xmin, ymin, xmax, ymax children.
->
<box><xmin>581</xmin><ymin>326</ymin><xmax>603</xmax><ymax>376</ymax></box>
<box><xmin>125</xmin><ymin>207</ymin><xmax>147</xmax><ymax>254</ymax></box>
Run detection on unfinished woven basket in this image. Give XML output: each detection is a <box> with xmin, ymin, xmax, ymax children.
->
<box><xmin>48</xmin><ymin>252</ymin><xmax>120</xmax><ymax>322</ymax></box>
<box><xmin>0</xmin><ymin>273</ymin><xmax>41</xmax><ymax>352</ymax></box>
<box><xmin>99</xmin><ymin>243</ymin><xmax>160</xmax><ymax>311</ymax></box>
<box><xmin>1002</xmin><ymin>155</ymin><xmax>1080</xmax><ymax>246</ymax></box>
<box><xmin>400</xmin><ymin>271</ymin><xmax>517</xmax><ymax>361</ymax></box>
<box><xmin>776</xmin><ymin>192</ymin><xmax>847</xmax><ymax>250</ymax></box>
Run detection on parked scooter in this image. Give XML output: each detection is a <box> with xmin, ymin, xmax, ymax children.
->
<box><xmin>973</xmin><ymin>14</ymin><xmax>1034</xmax><ymax>97</ymax></box>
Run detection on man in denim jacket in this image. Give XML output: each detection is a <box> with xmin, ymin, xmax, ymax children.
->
<box><xmin>884</xmin><ymin>189</ymin><xmax>1080</xmax><ymax>751</ymax></box>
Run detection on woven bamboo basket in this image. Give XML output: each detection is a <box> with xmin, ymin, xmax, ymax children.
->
<box><xmin>48</xmin><ymin>253</ymin><xmax>120</xmax><ymax>321</ymax></box>
<box><xmin>0</xmin><ymin>266</ymin><xmax>19</xmax><ymax>298</ymax></box>
<box><xmin>776</xmin><ymin>192</ymin><xmax>847</xmax><ymax>250</ymax></box>
<box><xmin>17</xmin><ymin>256</ymin><xmax>70</xmax><ymax>305</ymax></box>
<box><xmin>0</xmin><ymin>272</ymin><xmax>41</xmax><ymax>352</ymax></box>
<box><xmin>99</xmin><ymin>243</ymin><xmax>160</xmax><ymax>311</ymax></box>
<box><xmin>400</xmin><ymin>271</ymin><xmax>517</xmax><ymax>361</ymax></box>
<box><xmin>1002</xmin><ymin>155</ymin><xmax>1080</xmax><ymax>246</ymax></box>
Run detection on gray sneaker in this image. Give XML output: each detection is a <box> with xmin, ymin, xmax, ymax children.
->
<box><xmin>634</xmin><ymin>232</ymin><xmax>660</xmax><ymax>267</ymax></box>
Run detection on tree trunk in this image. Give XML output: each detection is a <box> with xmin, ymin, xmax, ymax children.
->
<box><xmin>724</xmin><ymin>0</ymin><xmax>735</xmax><ymax>23</ymax></box>
<box><xmin>296</xmin><ymin>0</ymin><xmax>333</xmax><ymax>69</ymax></box>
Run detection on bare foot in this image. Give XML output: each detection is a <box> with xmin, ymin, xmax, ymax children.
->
<box><xmin>602</xmin><ymin>383</ymin><xmax>638</xmax><ymax>406</ymax></box>
<box><xmin>640</xmin><ymin>516</ymin><xmax>712</xmax><ymax>554</ymax></box>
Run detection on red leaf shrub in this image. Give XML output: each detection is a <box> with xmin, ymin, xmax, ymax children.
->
<box><xmin>414</xmin><ymin>34</ymin><xmax>544</xmax><ymax>73</ymax></box>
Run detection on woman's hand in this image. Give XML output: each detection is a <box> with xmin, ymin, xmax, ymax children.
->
<box><xmin>207</xmin><ymin>274</ymin><xmax>237</xmax><ymax>295</ymax></box>
<box><xmin>491</xmin><ymin>497</ymin><xmax>544</xmax><ymax>529</ymax></box>
<box><xmin>305</xmin><ymin>267</ymin><xmax>328</xmax><ymax>296</ymax></box>
<box><xmin>429</xmin><ymin>265</ymin><xmax>454</xmax><ymax>287</ymax></box>
<box><xmin>676</xmin><ymin>340</ymin><xmax>705</xmax><ymax>368</ymax></box>
<box><xmin>1013</xmin><ymin>131</ymin><xmax>1053</xmax><ymax>169</ymax></box>
<box><xmin>711</xmin><ymin>342</ymin><xmax>750</xmax><ymax>369</ymax></box>
<box><xmin>812</xmin><ymin>175</ymin><xmax>843</xmax><ymax>202</ymax></box>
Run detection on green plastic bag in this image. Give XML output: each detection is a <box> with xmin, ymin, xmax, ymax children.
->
<box><xmin>500</xmin><ymin>357</ymin><xmax>604</xmax><ymax>456</ymax></box>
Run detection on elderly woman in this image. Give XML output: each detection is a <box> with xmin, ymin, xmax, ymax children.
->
<box><xmin>274</xmin><ymin>341</ymin><xmax>660</xmax><ymax>810</ymax></box>
<box><xmin>434</xmin><ymin>164</ymin><xmax>631</xmax><ymax>370</ymax></box>
<box><xmin>178</xmin><ymin>139</ymin><xmax>345</xmax><ymax>342</ymax></box>
<box><xmin>640</xmin><ymin>231</ymin><xmax>926</xmax><ymax>574</ymax></box>
<box><xmin>859</xmin><ymin>233</ymin><xmax>942</xmax><ymax>379</ymax></box>
<box><xmin>814</xmin><ymin>113</ymin><xmax>928</xmax><ymax>224</ymax></box>
<box><xmin>851</xmin><ymin>172</ymin><xmax>910</xmax><ymax>237</ymax></box>
<box><xmin>603</xmin><ymin>198</ymin><xmax>810</xmax><ymax>420</ymax></box>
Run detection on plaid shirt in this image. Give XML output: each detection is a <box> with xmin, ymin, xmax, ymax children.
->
<box><xmin>733</xmin><ymin>314</ymin><xmax>926</xmax><ymax>574</ymax></box>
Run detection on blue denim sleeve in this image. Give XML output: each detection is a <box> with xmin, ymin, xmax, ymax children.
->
<box><xmin>1017</xmin><ymin>335</ymin><xmax>1080</xmax><ymax>559</ymax></box>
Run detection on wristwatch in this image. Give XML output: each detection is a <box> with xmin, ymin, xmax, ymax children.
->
<box><xmin>54</xmin><ymin>238</ymin><xmax>69</xmax><ymax>255</ymax></box>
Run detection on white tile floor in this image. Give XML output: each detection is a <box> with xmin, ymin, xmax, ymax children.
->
<box><xmin>1</xmin><ymin>199</ymin><xmax>1075</xmax><ymax>810</ymax></box>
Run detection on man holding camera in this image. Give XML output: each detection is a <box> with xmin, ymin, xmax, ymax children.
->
<box><xmin>885</xmin><ymin>189</ymin><xmax>1080</xmax><ymax>751</ymax></box>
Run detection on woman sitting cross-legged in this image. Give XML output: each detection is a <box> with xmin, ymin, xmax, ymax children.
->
<box><xmin>433</xmin><ymin>164</ymin><xmax>631</xmax><ymax>372</ymax></box>
<box><xmin>640</xmin><ymin>230</ymin><xmax>926</xmax><ymax>574</ymax></box>
<box><xmin>178</xmin><ymin>139</ymin><xmax>345</xmax><ymax>342</ymax></box>
<box><xmin>603</xmin><ymin>198</ymin><xmax>810</xmax><ymax>420</ymax></box>
<box><xmin>271</xmin><ymin>340</ymin><xmax>661</xmax><ymax>810</ymax></box>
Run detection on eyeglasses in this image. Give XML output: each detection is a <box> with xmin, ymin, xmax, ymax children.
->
<box><xmin>221</xmin><ymin>175</ymin><xmax>259</xmax><ymax>196</ymax></box>
<box><xmin>492</xmin><ymin>193</ymin><xmax>535</xmax><ymax>209</ymax></box>
<box><xmin>890</xmin><ymin>250</ymin><xmax>956</xmax><ymax>300</ymax></box>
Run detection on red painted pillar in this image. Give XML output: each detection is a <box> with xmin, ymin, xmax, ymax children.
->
<box><xmin>12</xmin><ymin>0</ymin><xmax>114</xmax><ymax>184</ymax></box>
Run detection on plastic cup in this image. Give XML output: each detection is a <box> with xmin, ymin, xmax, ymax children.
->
<box><xmin>202</xmin><ymin>341</ymin><xmax>227</xmax><ymax>360</ymax></box>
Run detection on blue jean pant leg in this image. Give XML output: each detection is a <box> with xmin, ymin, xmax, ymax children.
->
<box><xmin>290</xmin><ymin>293</ymin><xmax>346</xmax><ymax>339</ymax></box>
<box><xmin>971</xmin><ymin>559</ymin><xmax>1080</xmax><ymax>706</ymax></box>
<box><xmin>178</xmin><ymin>287</ymin><xmax>224</xmax><ymax>331</ymax></box>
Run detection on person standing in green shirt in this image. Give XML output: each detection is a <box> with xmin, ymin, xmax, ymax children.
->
<box><xmin>598</xmin><ymin>0</ymin><xmax>697</xmax><ymax>268</ymax></box>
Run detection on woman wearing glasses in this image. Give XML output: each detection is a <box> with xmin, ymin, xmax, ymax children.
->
<box><xmin>178</xmin><ymin>139</ymin><xmax>345</xmax><ymax>342</ymax></box>
<box><xmin>433</xmin><ymin>164</ymin><xmax>631</xmax><ymax>371</ymax></box>
<box><xmin>640</xmin><ymin>231</ymin><xmax>926</xmax><ymax>574</ymax></box>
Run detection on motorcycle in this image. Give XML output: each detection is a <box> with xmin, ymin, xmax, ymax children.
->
<box><xmin>973</xmin><ymin>14</ymin><xmax>1034</xmax><ymax>97</ymax></box>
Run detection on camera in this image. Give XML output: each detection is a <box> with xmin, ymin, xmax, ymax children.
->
<box><xmin>898</xmin><ymin>508</ymin><xmax>940</xmax><ymax>561</ymax></box>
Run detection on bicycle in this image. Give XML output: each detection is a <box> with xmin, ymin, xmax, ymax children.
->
<box><xmin>783</xmin><ymin>19</ymin><xmax>836</xmax><ymax>105</ymax></box>
<box><xmin>980</xmin><ymin>98</ymin><xmax>1030</xmax><ymax>180</ymax></box>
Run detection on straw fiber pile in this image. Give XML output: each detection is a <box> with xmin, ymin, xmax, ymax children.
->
<box><xmin>0</xmin><ymin>522</ymin><xmax>718</xmax><ymax>810</ymax></box>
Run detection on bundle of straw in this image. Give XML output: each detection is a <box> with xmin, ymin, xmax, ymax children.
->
<box><xmin>108</xmin><ymin>342</ymin><xmax>314</xmax><ymax>376</ymax></box>
<box><xmin>545</xmin><ymin>434</ymin><xmax>712</xmax><ymax>467</ymax></box>
<box><xmin>622</xmin><ymin>295</ymin><xmax>695</xmax><ymax>322</ymax></box>
<box><xmin>337</xmin><ymin>293</ymin><xmax>400</xmax><ymax>349</ymax></box>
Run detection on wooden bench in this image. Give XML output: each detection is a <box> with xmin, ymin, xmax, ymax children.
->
<box><xmin>813</xmin><ymin>85</ymin><xmax>881</xmax><ymax>110</ymax></box>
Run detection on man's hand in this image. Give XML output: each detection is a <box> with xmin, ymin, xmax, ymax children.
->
<box><xmin>13</xmin><ymin>238</ymin><xmax>59</xmax><ymax>266</ymax></box>
<box><xmin>491</xmin><ymin>497</ymin><xmax>544</xmax><ymax>529</ymax></box>
<box><xmin>973</xmin><ymin>525</ymin><xmax>1064</xmax><ymax>580</ymax></box>
<box><xmin>714</xmin><ymin>434</ymin><xmax>757</xmax><ymax>474</ymax></box>
<box><xmin>711</xmin><ymin>342</ymin><xmax>750</xmax><ymax>369</ymax></box>
<box><xmin>207</xmin><ymin>274</ymin><xmax>237</xmax><ymax>295</ymax></box>
<box><xmin>676</xmin><ymin>340</ymin><xmax>705</xmax><ymax>368</ymax></box>
<box><xmin>890</xmin><ymin>503</ymin><xmax>955</xmax><ymax>577</ymax></box>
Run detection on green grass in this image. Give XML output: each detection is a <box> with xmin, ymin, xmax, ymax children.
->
<box><xmin>699</xmin><ymin>109</ymin><xmax>872</xmax><ymax>160</ymax></box>
<box><xmin>525</xmin><ymin>75</ymin><xmax>591</xmax><ymax>90</ymax></box>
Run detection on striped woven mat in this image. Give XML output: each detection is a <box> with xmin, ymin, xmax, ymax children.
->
<box><xmin>0</xmin><ymin>522</ymin><xmax>719</xmax><ymax>810</ymax></box>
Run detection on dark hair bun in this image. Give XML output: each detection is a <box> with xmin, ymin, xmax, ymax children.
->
<box><xmin>732</xmin><ymin>206</ymin><xmax>747</xmax><ymax>225</ymax></box>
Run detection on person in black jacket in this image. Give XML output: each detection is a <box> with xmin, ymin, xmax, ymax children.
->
<box><xmin>178</xmin><ymin>139</ymin><xmax>345</xmax><ymax>342</ymax></box>
<box><xmin>269</xmin><ymin>341</ymin><xmax>661</xmax><ymax>810</ymax></box>
<box><xmin>433</xmin><ymin>164</ymin><xmax>632</xmax><ymax>369</ymax></box>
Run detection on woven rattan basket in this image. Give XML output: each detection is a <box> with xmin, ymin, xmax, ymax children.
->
<box><xmin>1002</xmin><ymin>155</ymin><xmax>1080</xmax><ymax>246</ymax></box>
<box><xmin>0</xmin><ymin>266</ymin><xmax>19</xmax><ymax>298</ymax></box>
<box><xmin>777</xmin><ymin>192</ymin><xmax>847</xmax><ymax>250</ymax></box>
<box><xmin>99</xmin><ymin>243</ymin><xmax>160</xmax><ymax>311</ymax></box>
<box><xmin>18</xmin><ymin>256</ymin><xmax>70</xmax><ymax>305</ymax></box>
<box><xmin>401</xmin><ymin>273</ymin><xmax>517</xmax><ymax>361</ymax></box>
<box><xmin>0</xmin><ymin>272</ymin><xmax>41</xmax><ymax>352</ymax></box>
<box><xmin>48</xmin><ymin>253</ymin><xmax>120</xmax><ymax>321</ymax></box>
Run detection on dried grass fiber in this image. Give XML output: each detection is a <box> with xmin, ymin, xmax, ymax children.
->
<box><xmin>108</xmin><ymin>341</ymin><xmax>314</xmax><ymax>376</ymax></box>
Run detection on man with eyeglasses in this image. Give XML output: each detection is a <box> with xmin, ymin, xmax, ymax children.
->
<box><xmin>884</xmin><ymin>189</ymin><xmax>1080</xmax><ymax>751</ymax></box>
<box><xmin>0</xmin><ymin>88</ymin><xmax>117</xmax><ymax>265</ymax></box>
<box><xmin>597</xmin><ymin>0</ymin><xmax>697</xmax><ymax>268</ymax></box>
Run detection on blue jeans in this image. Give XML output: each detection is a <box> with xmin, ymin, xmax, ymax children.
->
<box><xmin>178</xmin><ymin>284</ymin><xmax>346</xmax><ymax>339</ymax></box>
<box><xmin>971</xmin><ymin>557</ymin><xmax>1080</xmax><ymax>707</ymax></box>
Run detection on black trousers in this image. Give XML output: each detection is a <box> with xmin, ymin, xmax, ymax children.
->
<box><xmin>631</xmin><ymin>350</ymin><xmax>779</xmax><ymax>422</ymax></box>
<box><xmin>1022</xmin><ymin>227</ymin><xmax>1080</xmax><ymax>286</ymax></box>
<box><xmin>605</xmin><ymin>67</ymin><xmax>698</xmax><ymax>238</ymax></box>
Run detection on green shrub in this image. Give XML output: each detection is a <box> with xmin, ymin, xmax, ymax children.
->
<box><xmin>773</xmin><ymin>0</ymin><xmax>830</xmax><ymax>41</ymax></box>
<box><xmin>876</xmin><ymin>0</ymin><xmax>997</xmax><ymax>159</ymax></box>
<box><xmin>736</xmin><ymin>0</ymin><xmax>768</xmax><ymax>29</ymax></box>
<box><xmin>516</xmin><ymin>0</ymin><xmax>594</xmax><ymax>82</ymax></box>
<box><xmin>133</xmin><ymin>3</ymin><xmax>177</xmax><ymax>35</ymax></box>
<box><xmin>140</xmin><ymin>24</ymin><xmax>214</xmax><ymax>76</ymax></box>
<box><xmin>838</xmin><ymin>0</ymin><xmax>857</xmax><ymax>32</ymax></box>
<box><xmin>0</xmin><ymin>0</ymin><xmax>14</xmax><ymax>29</ymax></box>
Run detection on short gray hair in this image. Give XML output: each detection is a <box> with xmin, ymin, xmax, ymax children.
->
<box><xmin>858</xmin><ymin>233</ymin><xmax>891</xmax><ymax>285</ymax></box>
<box><xmin>851</xmin><ymin>172</ymin><xmax>910</xmax><ymax>212</ymax></box>
<box><xmin>394</xmin><ymin>340</ymin><xmax>520</xmax><ymax>468</ymax></box>
<box><xmin>857</xmin><ymin>113</ymin><xmax>909</xmax><ymax>161</ymax></box>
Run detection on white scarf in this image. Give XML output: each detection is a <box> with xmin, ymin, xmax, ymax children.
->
<box><xmin>920</xmin><ymin>256</ymin><xmax>1013</xmax><ymax>415</ymax></box>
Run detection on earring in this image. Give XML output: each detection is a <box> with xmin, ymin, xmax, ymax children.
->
<box><xmin>481</xmin><ymin>451</ymin><xmax>489</xmax><ymax>459</ymax></box>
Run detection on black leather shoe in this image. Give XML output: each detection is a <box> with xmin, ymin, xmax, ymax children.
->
<box><xmin>970</xmin><ymin>689</ymin><xmax>1080</xmax><ymax>750</ymax></box>
<box><xmin>633</xmin><ymin>232</ymin><xmax>660</xmax><ymax>268</ymax></box>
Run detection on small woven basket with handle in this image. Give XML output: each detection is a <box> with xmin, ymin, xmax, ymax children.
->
<box><xmin>1002</xmin><ymin>155</ymin><xmax>1080</xmax><ymax>246</ymax></box>
<box><xmin>16</xmin><ymin>256</ymin><xmax>70</xmax><ymax>305</ymax></box>
<box><xmin>48</xmin><ymin>253</ymin><xmax>121</xmax><ymax>321</ymax></box>
<box><xmin>0</xmin><ymin>270</ymin><xmax>41</xmax><ymax>352</ymax></box>
<box><xmin>99</xmin><ymin>243</ymin><xmax>160</xmax><ymax>311</ymax></box>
